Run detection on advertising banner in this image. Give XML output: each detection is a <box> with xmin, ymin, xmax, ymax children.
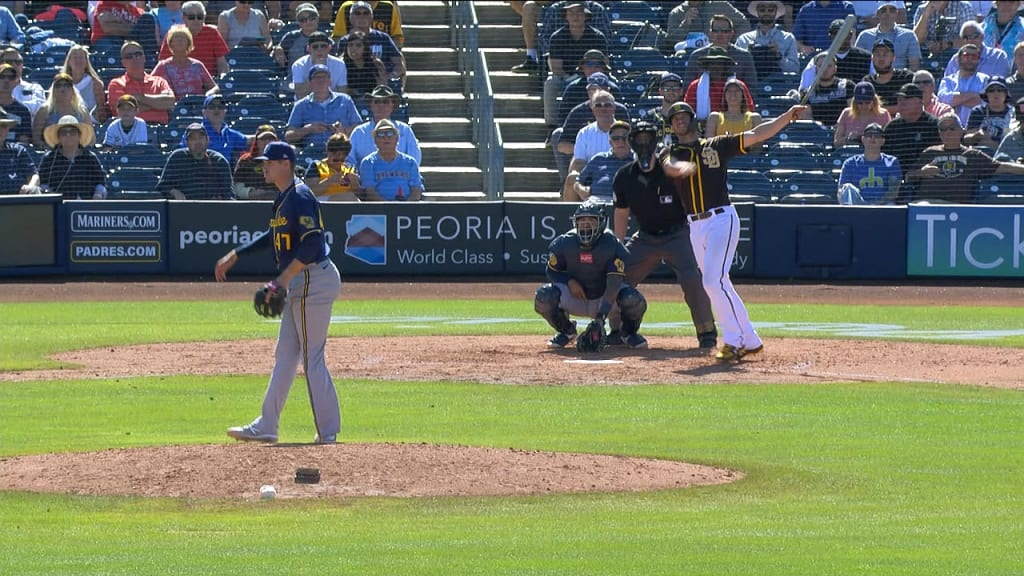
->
<box><xmin>0</xmin><ymin>195</ymin><xmax>60</xmax><ymax>273</ymax></box>
<box><xmin>65</xmin><ymin>200</ymin><xmax>167</xmax><ymax>274</ymax></box>
<box><xmin>907</xmin><ymin>204</ymin><xmax>1024</xmax><ymax>277</ymax></box>
<box><xmin>169</xmin><ymin>201</ymin><xmax>274</xmax><ymax>276</ymax></box>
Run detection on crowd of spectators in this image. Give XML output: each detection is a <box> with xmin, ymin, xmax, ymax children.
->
<box><xmin>0</xmin><ymin>0</ymin><xmax>420</xmax><ymax>202</ymax></box>
<box><xmin>522</xmin><ymin>0</ymin><xmax>1024</xmax><ymax>205</ymax></box>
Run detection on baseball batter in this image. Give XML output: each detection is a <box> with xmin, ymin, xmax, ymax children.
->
<box><xmin>535</xmin><ymin>199</ymin><xmax>649</xmax><ymax>349</ymax></box>
<box><xmin>611</xmin><ymin>119</ymin><xmax>717</xmax><ymax>349</ymax></box>
<box><xmin>662</xmin><ymin>102</ymin><xmax>808</xmax><ymax>362</ymax></box>
<box><xmin>215</xmin><ymin>141</ymin><xmax>343</xmax><ymax>443</ymax></box>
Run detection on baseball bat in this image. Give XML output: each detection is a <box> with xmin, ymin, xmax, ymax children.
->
<box><xmin>800</xmin><ymin>14</ymin><xmax>857</xmax><ymax>106</ymax></box>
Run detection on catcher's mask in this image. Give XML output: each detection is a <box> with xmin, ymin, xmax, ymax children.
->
<box><xmin>629</xmin><ymin>120</ymin><xmax>659</xmax><ymax>171</ymax></box>
<box><xmin>572</xmin><ymin>199</ymin><xmax>606</xmax><ymax>248</ymax></box>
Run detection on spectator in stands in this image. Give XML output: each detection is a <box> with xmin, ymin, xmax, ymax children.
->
<box><xmin>944</xmin><ymin>21</ymin><xmax>1010</xmax><ymax>78</ymax></box>
<box><xmin>62</xmin><ymin>45</ymin><xmax>109</xmax><ymax>123</ymax></box>
<box><xmin>912</xmin><ymin>1</ymin><xmax>974</xmax><ymax>56</ymax></box>
<box><xmin>851</xmin><ymin>0</ymin><xmax>909</xmax><ymax>30</ymax></box>
<box><xmin>554</xmin><ymin>72</ymin><xmax>630</xmax><ymax>181</ymax></box>
<box><xmin>33</xmin><ymin>4</ymin><xmax>88</xmax><ymax>25</ymax></box>
<box><xmin>965</xmin><ymin>76</ymin><xmax>1014</xmax><ymax>150</ymax></box>
<box><xmin>160</xmin><ymin>1</ymin><xmax>230</xmax><ymax>76</ymax></box>
<box><xmin>158</xmin><ymin>122</ymin><xmax>234</xmax><ymax>200</ymax></box>
<box><xmin>993</xmin><ymin>95</ymin><xmax>1024</xmax><ymax>161</ymax></box>
<box><xmin>864</xmin><ymin>38</ymin><xmax>915</xmax><ymax>113</ymax></box>
<box><xmin>181</xmin><ymin>94</ymin><xmax>249</xmax><ymax>165</ymax></box>
<box><xmin>1005</xmin><ymin>41</ymin><xmax>1024</xmax><ymax>102</ymax></box>
<box><xmin>107</xmin><ymin>41</ymin><xmax>177</xmax><ymax>125</ymax></box>
<box><xmin>639</xmin><ymin>72</ymin><xmax>686</xmax><ymax>144</ymax></box>
<box><xmin>2</xmin><ymin>47</ymin><xmax>44</xmax><ymax>119</ymax></box>
<box><xmin>837</xmin><ymin>122</ymin><xmax>902</xmax><ymax>204</ymax></box>
<box><xmin>982</xmin><ymin>0</ymin><xmax>1024</xmax><ymax>54</ymax></box>
<box><xmin>292</xmin><ymin>31</ymin><xmax>347</xmax><ymax>100</ymax></box>
<box><xmin>913</xmin><ymin>70</ymin><xmax>955</xmax><ymax>118</ymax></box>
<box><xmin>273</xmin><ymin>3</ymin><xmax>321</xmax><ymax>68</ymax></box>
<box><xmin>684</xmin><ymin>47</ymin><xmax>755</xmax><ymax>127</ymax></box>
<box><xmin>347</xmin><ymin>84</ymin><xmax>419</xmax><ymax>166</ymax></box>
<box><xmin>285</xmin><ymin>63</ymin><xmax>363</xmax><ymax>147</ymax></box>
<box><xmin>341</xmin><ymin>29</ymin><xmax>387</xmax><ymax>102</ymax></box>
<box><xmin>882</xmin><ymin>83</ymin><xmax>942</xmax><ymax>174</ymax></box>
<box><xmin>91</xmin><ymin>1</ymin><xmax>161</xmax><ymax>65</ymax></box>
<box><xmin>799</xmin><ymin>18</ymin><xmax>872</xmax><ymax>90</ymax></box>
<box><xmin>0</xmin><ymin>5</ymin><xmax>23</xmax><ymax>45</ymax></box>
<box><xmin>705</xmin><ymin>78</ymin><xmax>763</xmax><ymax>139</ymax></box>
<box><xmin>853</xmin><ymin>2</ymin><xmax>922</xmax><ymax>71</ymax></box>
<box><xmin>792</xmin><ymin>53</ymin><xmax>852</xmax><ymax>126</ymax></box>
<box><xmin>102</xmin><ymin>94</ymin><xmax>149</xmax><ymax>148</ymax></box>
<box><xmin>305</xmin><ymin>132</ymin><xmax>361</xmax><ymax>201</ymax></box>
<box><xmin>0</xmin><ymin>109</ymin><xmax>42</xmax><ymax>195</ymax></box>
<box><xmin>218</xmin><ymin>0</ymin><xmax>272</xmax><ymax>51</ymax></box>
<box><xmin>563</xmin><ymin>90</ymin><xmax>619</xmax><ymax>196</ymax></box>
<box><xmin>939</xmin><ymin>43</ymin><xmax>990</xmax><ymax>126</ymax></box>
<box><xmin>232</xmin><ymin>124</ymin><xmax>278</xmax><ymax>199</ymax></box>
<box><xmin>333</xmin><ymin>0</ymin><xmax>404</xmax><ymax>49</ymax></box>
<box><xmin>359</xmin><ymin>118</ymin><xmax>423</xmax><ymax>201</ymax></box>
<box><xmin>38</xmin><ymin>116</ymin><xmax>107</xmax><ymax>200</ymax></box>
<box><xmin>909</xmin><ymin>112</ymin><xmax>1024</xmax><ymax>203</ymax></box>
<box><xmin>152</xmin><ymin>24</ymin><xmax>219</xmax><ymax>99</ymax></box>
<box><xmin>793</xmin><ymin>0</ymin><xmax>856</xmax><ymax>55</ymax></box>
<box><xmin>33</xmin><ymin>73</ymin><xmax>92</xmax><ymax>148</ymax></box>
<box><xmin>683</xmin><ymin>14</ymin><xmax>758</xmax><ymax>91</ymax></box>
<box><xmin>0</xmin><ymin>68</ymin><xmax>30</xmax><ymax>145</ymax></box>
<box><xmin>151</xmin><ymin>0</ymin><xmax>184</xmax><ymax>42</ymax></box>
<box><xmin>333</xmin><ymin>2</ymin><xmax>406</xmax><ymax>89</ymax></box>
<box><xmin>663</xmin><ymin>1</ymin><xmax>751</xmax><ymax>54</ymax></box>
<box><xmin>834</xmin><ymin>81</ymin><xmax>892</xmax><ymax>146</ymax></box>
<box><xmin>542</xmin><ymin>2</ymin><xmax>608</xmax><ymax>129</ymax></box>
<box><xmin>509</xmin><ymin>0</ymin><xmax>552</xmax><ymax>74</ymax></box>
<box><xmin>735</xmin><ymin>1</ymin><xmax>799</xmax><ymax>77</ymax></box>
<box><xmin>555</xmin><ymin>49</ymin><xmax>618</xmax><ymax>127</ymax></box>
<box><xmin>563</xmin><ymin>119</ymin><xmax>632</xmax><ymax>202</ymax></box>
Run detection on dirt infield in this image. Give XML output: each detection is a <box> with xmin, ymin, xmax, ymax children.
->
<box><xmin>1</xmin><ymin>280</ymin><xmax>1019</xmax><ymax>500</ymax></box>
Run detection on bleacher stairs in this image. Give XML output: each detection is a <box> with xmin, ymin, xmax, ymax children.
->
<box><xmin>402</xmin><ymin>0</ymin><xmax>560</xmax><ymax>200</ymax></box>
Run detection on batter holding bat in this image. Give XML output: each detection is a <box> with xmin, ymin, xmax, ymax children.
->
<box><xmin>661</xmin><ymin>101</ymin><xmax>808</xmax><ymax>362</ymax></box>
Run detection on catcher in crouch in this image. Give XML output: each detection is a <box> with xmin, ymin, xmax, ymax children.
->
<box><xmin>535</xmin><ymin>199</ymin><xmax>649</xmax><ymax>351</ymax></box>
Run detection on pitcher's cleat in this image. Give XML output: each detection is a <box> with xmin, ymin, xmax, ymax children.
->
<box><xmin>227</xmin><ymin>425</ymin><xmax>278</xmax><ymax>443</ymax></box>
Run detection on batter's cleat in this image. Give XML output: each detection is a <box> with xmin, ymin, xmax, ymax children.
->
<box><xmin>227</xmin><ymin>425</ymin><xmax>278</xmax><ymax>443</ymax></box>
<box><xmin>738</xmin><ymin>344</ymin><xmax>764</xmax><ymax>358</ymax></box>
<box><xmin>715</xmin><ymin>344</ymin><xmax>741</xmax><ymax>362</ymax></box>
<box><xmin>697</xmin><ymin>330</ymin><xmax>718</xmax><ymax>349</ymax></box>
<box><xmin>548</xmin><ymin>330</ymin><xmax>578</xmax><ymax>348</ymax></box>
<box><xmin>625</xmin><ymin>333</ymin><xmax>648</xmax><ymax>349</ymax></box>
<box><xmin>313</xmin><ymin>434</ymin><xmax>336</xmax><ymax>444</ymax></box>
<box><xmin>605</xmin><ymin>330</ymin><xmax>624</xmax><ymax>346</ymax></box>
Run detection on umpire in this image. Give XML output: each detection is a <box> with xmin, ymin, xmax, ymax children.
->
<box><xmin>610</xmin><ymin>116</ymin><xmax>717</xmax><ymax>349</ymax></box>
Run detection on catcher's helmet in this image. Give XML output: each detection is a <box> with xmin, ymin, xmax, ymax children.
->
<box><xmin>572</xmin><ymin>199</ymin><xmax>607</xmax><ymax>248</ymax></box>
<box><xmin>666</xmin><ymin>101</ymin><xmax>696</xmax><ymax>121</ymax></box>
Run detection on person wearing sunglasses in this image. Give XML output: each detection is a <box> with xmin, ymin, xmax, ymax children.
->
<box><xmin>664</xmin><ymin>1</ymin><xmax>751</xmax><ymax>55</ymax></box>
<box><xmin>285</xmin><ymin>64</ymin><xmax>362</xmax><ymax>147</ymax></box>
<box><xmin>964</xmin><ymin>76</ymin><xmax>1014</xmax><ymax>150</ymax></box>
<box><xmin>38</xmin><ymin>115</ymin><xmax>107</xmax><ymax>200</ymax></box>
<box><xmin>682</xmin><ymin>15</ymin><xmax>758</xmax><ymax>93</ymax></box>
<box><xmin>912</xmin><ymin>70</ymin><xmax>954</xmax><ymax>118</ymax></box>
<box><xmin>562</xmin><ymin>90</ymin><xmax>621</xmax><ymax>200</ymax></box>
<box><xmin>1</xmin><ymin>47</ymin><xmax>45</xmax><ymax>118</ymax></box>
<box><xmin>347</xmin><ymin>84</ymin><xmax>419</xmax><ymax>166</ymax></box>
<box><xmin>91</xmin><ymin>0</ymin><xmax>160</xmax><ymax>65</ymax></box>
<box><xmin>178</xmin><ymin>94</ymin><xmax>249</xmax><ymax>165</ymax></box>
<box><xmin>273</xmin><ymin>2</ymin><xmax>322</xmax><ymax>68</ymax></box>
<box><xmin>565</xmin><ymin>119</ymin><xmax>633</xmax><ymax>203</ymax></box>
<box><xmin>0</xmin><ymin>63</ymin><xmax>33</xmax><ymax>144</ymax></box>
<box><xmin>942</xmin><ymin>21</ymin><xmax>1011</xmax><ymax>79</ymax></box>
<box><xmin>332</xmin><ymin>2</ymin><xmax>406</xmax><ymax>91</ymax></box>
<box><xmin>853</xmin><ymin>2</ymin><xmax>921</xmax><ymax>71</ymax></box>
<box><xmin>0</xmin><ymin>106</ymin><xmax>42</xmax><ymax>195</ymax></box>
<box><xmin>553</xmin><ymin>72</ymin><xmax>629</xmax><ymax>182</ymax></box>
<box><xmin>332</xmin><ymin>0</ymin><xmax>404</xmax><ymax>49</ymax></box>
<box><xmin>157</xmin><ymin>122</ymin><xmax>234</xmax><ymax>200</ymax></box>
<box><xmin>32</xmin><ymin>72</ymin><xmax>92</xmax><ymax>148</ymax></box>
<box><xmin>359</xmin><ymin>118</ymin><xmax>422</xmax><ymax>201</ymax></box>
<box><xmin>304</xmin><ymin>132</ymin><xmax>361</xmax><ymax>202</ymax></box>
<box><xmin>554</xmin><ymin>49</ymin><xmax>619</xmax><ymax>128</ymax></box>
<box><xmin>909</xmin><ymin>111</ymin><xmax>1024</xmax><ymax>203</ymax></box>
<box><xmin>292</xmin><ymin>31</ymin><xmax>346</xmax><ymax>100</ymax></box>
<box><xmin>159</xmin><ymin>1</ymin><xmax>230</xmax><ymax>75</ymax></box>
<box><xmin>735</xmin><ymin>1</ymin><xmax>799</xmax><ymax>77</ymax></box>
<box><xmin>106</xmin><ymin>40</ymin><xmax>176</xmax><ymax>124</ymax></box>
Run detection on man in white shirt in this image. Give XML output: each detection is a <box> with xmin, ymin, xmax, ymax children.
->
<box><xmin>564</xmin><ymin>89</ymin><xmax>617</xmax><ymax>194</ymax></box>
<box><xmin>292</xmin><ymin>31</ymin><xmax>347</xmax><ymax>100</ymax></box>
<box><xmin>1</xmin><ymin>47</ymin><xmax>44</xmax><ymax>118</ymax></box>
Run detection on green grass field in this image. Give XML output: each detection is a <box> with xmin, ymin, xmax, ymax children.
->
<box><xmin>1</xmin><ymin>299</ymin><xmax>1022</xmax><ymax>575</ymax></box>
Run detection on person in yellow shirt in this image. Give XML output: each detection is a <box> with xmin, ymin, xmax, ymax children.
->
<box><xmin>331</xmin><ymin>0</ymin><xmax>403</xmax><ymax>48</ymax></box>
<box><xmin>303</xmin><ymin>132</ymin><xmax>361</xmax><ymax>201</ymax></box>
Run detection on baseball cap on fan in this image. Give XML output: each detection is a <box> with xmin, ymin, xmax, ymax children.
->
<box><xmin>853</xmin><ymin>81</ymin><xmax>876</xmax><ymax>102</ymax></box>
<box><xmin>350</xmin><ymin>0</ymin><xmax>373</xmax><ymax>14</ymax></box>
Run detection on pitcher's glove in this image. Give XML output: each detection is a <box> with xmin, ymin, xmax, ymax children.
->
<box><xmin>576</xmin><ymin>317</ymin><xmax>606</xmax><ymax>353</ymax></box>
<box><xmin>254</xmin><ymin>280</ymin><xmax>287</xmax><ymax>318</ymax></box>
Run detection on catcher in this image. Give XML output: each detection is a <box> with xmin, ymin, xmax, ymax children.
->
<box><xmin>535</xmin><ymin>199</ymin><xmax>649</xmax><ymax>351</ymax></box>
<box><xmin>214</xmin><ymin>141</ymin><xmax>343</xmax><ymax>445</ymax></box>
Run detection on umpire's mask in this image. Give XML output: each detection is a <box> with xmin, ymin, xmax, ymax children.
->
<box><xmin>629</xmin><ymin>120</ymin><xmax>659</xmax><ymax>171</ymax></box>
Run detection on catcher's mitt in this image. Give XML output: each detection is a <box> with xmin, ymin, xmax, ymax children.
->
<box><xmin>254</xmin><ymin>281</ymin><xmax>287</xmax><ymax>318</ymax></box>
<box><xmin>576</xmin><ymin>318</ymin><xmax>606</xmax><ymax>353</ymax></box>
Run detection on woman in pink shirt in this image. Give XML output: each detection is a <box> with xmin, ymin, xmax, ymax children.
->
<box><xmin>833</xmin><ymin>81</ymin><xmax>891</xmax><ymax>147</ymax></box>
<box><xmin>152</xmin><ymin>24</ymin><xmax>219</xmax><ymax>99</ymax></box>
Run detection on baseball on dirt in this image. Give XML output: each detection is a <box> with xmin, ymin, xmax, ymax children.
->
<box><xmin>259</xmin><ymin>484</ymin><xmax>276</xmax><ymax>499</ymax></box>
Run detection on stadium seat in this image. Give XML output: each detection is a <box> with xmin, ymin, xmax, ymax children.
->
<box><xmin>232</xmin><ymin>116</ymin><xmax>273</xmax><ymax>136</ymax></box>
<box><xmin>606</xmin><ymin>1</ymin><xmax>659</xmax><ymax>23</ymax></box>
<box><xmin>758</xmin><ymin>72</ymin><xmax>800</xmax><ymax>98</ymax></box>
<box><xmin>776</xmin><ymin>171</ymin><xmax>837</xmax><ymax>202</ymax></box>
<box><xmin>220</xmin><ymin>70</ymin><xmax>283</xmax><ymax>95</ymax></box>
<box><xmin>229</xmin><ymin>94</ymin><xmax>290</xmax><ymax>124</ymax></box>
<box><xmin>108</xmin><ymin>166</ymin><xmax>161</xmax><ymax>198</ymax></box>
<box><xmin>727</xmin><ymin>170</ymin><xmax>773</xmax><ymax>203</ymax></box>
<box><xmin>608</xmin><ymin>21</ymin><xmax>661</xmax><ymax>56</ymax></box>
<box><xmin>296</xmin><ymin>142</ymin><xmax>326</xmax><ymax>169</ymax></box>
<box><xmin>107</xmin><ymin>143</ymin><xmax>167</xmax><ymax>170</ymax></box>
<box><xmin>728</xmin><ymin>153</ymin><xmax>764</xmax><ymax>172</ymax></box>
<box><xmin>773</xmin><ymin>120</ymin><xmax>833</xmax><ymax>151</ymax></box>
<box><xmin>613</xmin><ymin>47</ymin><xmax>669</xmax><ymax>78</ymax></box>
<box><xmin>97</xmin><ymin>67</ymin><xmax>125</xmax><ymax>86</ymax></box>
<box><xmin>764</xmin><ymin>142</ymin><xmax>825</xmax><ymax>171</ymax></box>
<box><xmin>225</xmin><ymin>46</ymin><xmax>279</xmax><ymax>72</ymax></box>
<box><xmin>170</xmin><ymin>94</ymin><xmax>208</xmax><ymax>123</ymax></box>
<box><xmin>976</xmin><ymin>176</ymin><xmax>1024</xmax><ymax>203</ymax></box>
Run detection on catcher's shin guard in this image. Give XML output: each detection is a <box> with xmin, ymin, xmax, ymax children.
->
<box><xmin>535</xmin><ymin>283</ymin><xmax>575</xmax><ymax>334</ymax></box>
<box><xmin>617</xmin><ymin>286</ymin><xmax>647</xmax><ymax>335</ymax></box>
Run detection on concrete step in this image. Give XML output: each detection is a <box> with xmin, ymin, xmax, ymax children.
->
<box><xmin>402</xmin><ymin>25</ymin><xmax>453</xmax><ymax>48</ymax></box>
<box><xmin>405</xmin><ymin>70</ymin><xmax>465</xmax><ymax>93</ymax></box>
<box><xmin>421</xmin><ymin>141</ymin><xmax>477</xmax><ymax>165</ymax></box>
<box><xmin>504</xmin><ymin>167</ymin><xmax>560</xmax><ymax>192</ymax></box>
<box><xmin>494</xmin><ymin>94</ymin><xmax>543</xmax><ymax>118</ymax></box>
<box><xmin>482</xmin><ymin>48</ymin><xmax>533</xmax><ymax>71</ymax></box>
<box><xmin>474</xmin><ymin>1</ymin><xmax>522</xmax><ymax>25</ymax></box>
<box><xmin>477</xmin><ymin>24</ymin><xmax>525</xmax><ymax>48</ymax></box>
<box><xmin>409</xmin><ymin>117</ymin><xmax>472</xmax><ymax>141</ymax></box>
<box><xmin>422</xmin><ymin>166</ymin><xmax>482</xmax><ymax>192</ymax></box>
<box><xmin>407</xmin><ymin>92</ymin><xmax>469</xmax><ymax>117</ymax></box>
<box><xmin>497</xmin><ymin>118</ymin><xmax>550</xmax><ymax>142</ymax></box>
<box><xmin>397</xmin><ymin>0</ymin><xmax>450</xmax><ymax>26</ymax></box>
<box><xmin>403</xmin><ymin>47</ymin><xmax>457</xmax><ymax>69</ymax></box>
<box><xmin>503</xmin><ymin>190</ymin><xmax>562</xmax><ymax>201</ymax></box>
<box><xmin>489</xmin><ymin>71</ymin><xmax>543</xmax><ymax>94</ymax></box>
<box><xmin>504</xmin><ymin>142</ymin><xmax>555</xmax><ymax>169</ymax></box>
